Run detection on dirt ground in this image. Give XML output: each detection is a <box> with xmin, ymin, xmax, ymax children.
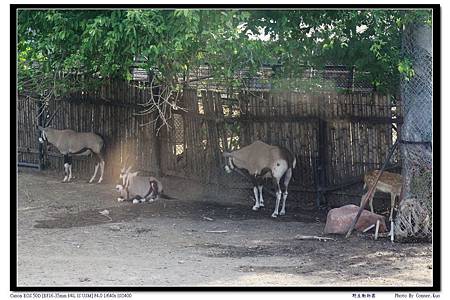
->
<box><xmin>15</xmin><ymin>168</ymin><xmax>433</xmax><ymax>287</ymax></box>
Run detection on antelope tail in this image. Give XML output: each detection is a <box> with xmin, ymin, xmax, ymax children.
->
<box><xmin>94</xmin><ymin>132</ymin><xmax>107</xmax><ymax>156</ymax></box>
<box><xmin>160</xmin><ymin>193</ymin><xmax>176</xmax><ymax>200</ymax></box>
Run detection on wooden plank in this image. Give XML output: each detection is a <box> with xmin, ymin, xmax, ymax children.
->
<box><xmin>254</xmin><ymin>92</ymin><xmax>260</xmax><ymax>141</ymax></box>
<box><xmin>273</xmin><ymin>92</ymin><xmax>278</xmax><ymax>144</ymax></box>
<box><xmin>336</xmin><ymin>92</ymin><xmax>341</xmax><ymax>117</ymax></box>
<box><xmin>350</xmin><ymin>122</ymin><xmax>356</xmax><ymax>176</ymax></box>
<box><xmin>283</xmin><ymin>91</ymin><xmax>289</xmax><ymax>148</ymax></box>
<box><xmin>220</xmin><ymin>92</ymin><xmax>229</xmax><ymax>151</ymax></box>
<box><xmin>190</xmin><ymin>90</ymin><xmax>198</xmax><ymax>177</ymax></box>
<box><xmin>340</xmin><ymin>122</ymin><xmax>346</xmax><ymax>179</ymax></box>
<box><xmin>261</xmin><ymin>92</ymin><xmax>266</xmax><ymax>142</ymax></box>
<box><xmin>278</xmin><ymin>92</ymin><xmax>283</xmax><ymax>145</ymax></box>
<box><xmin>327</xmin><ymin>124</ymin><xmax>334</xmax><ymax>185</ymax></box>
<box><xmin>202</xmin><ymin>90</ymin><xmax>219</xmax><ymax>181</ymax></box>
<box><xmin>287</xmin><ymin>92</ymin><xmax>294</xmax><ymax>153</ymax></box>
<box><xmin>80</xmin><ymin>103</ymin><xmax>86</xmax><ymax>176</ymax></box>
<box><xmin>183</xmin><ymin>91</ymin><xmax>191</xmax><ymax>175</ymax></box>
<box><xmin>337</xmin><ymin>121</ymin><xmax>343</xmax><ymax>182</ymax></box>
<box><xmin>292</xmin><ymin>92</ymin><xmax>299</xmax><ymax>178</ymax></box>
<box><xmin>344</xmin><ymin>122</ymin><xmax>350</xmax><ymax>178</ymax></box>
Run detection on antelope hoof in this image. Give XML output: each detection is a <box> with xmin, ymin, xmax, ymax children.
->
<box><xmin>271</xmin><ymin>212</ymin><xmax>278</xmax><ymax>218</ymax></box>
<box><xmin>260</xmin><ymin>203</ymin><xmax>264</xmax><ymax>208</ymax></box>
<box><xmin>132</xmin><ymin>199</ymin><xmax>140</xmax><ymax>204</ymax></box>
<box><xmin>89</xmin><ymin>178</ymin><xmax>94</xmax><ymax>184</ymax></box>
<box><xmin>97</xmin><ymin>178</ymin><xmax>103</xmax><ymax>184</ymax></box>
<box><xmin>117</xmin><ymin>197</ymin><xmax>125</xmax><ymax>202</ymax></box>
<box><xmin>62</xmin><ymin>176</ymin><xmax>68</xmax><ymax>183</ymax></box>
<box><xmin>252</xmin><ymin>205</ymin><xmax>260</xmax><ymax>211</ymax></box>
<box><xmin>280</xmin><ymin>210</ymin><xmax>285</xmax><ymax>216</ymax></box>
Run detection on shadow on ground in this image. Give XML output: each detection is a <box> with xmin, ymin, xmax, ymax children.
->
<box><xmin>34</xmin><ymin>199</ymin><xmax>327</xmax><ymax>229</ymax></box>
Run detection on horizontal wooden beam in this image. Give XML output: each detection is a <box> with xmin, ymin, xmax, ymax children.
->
<box><xmin>17</xmin><ymin>162</ymin><xmax>40</xmax><ymax>169</ymax></box>
<box><xmin>176</xmin><ymin>112</ymin><xmax>403</xmax><ymax>125</ymax></box>
<box><xmin>66</xmin><ymin>97</ymin><xmax>142</xmax><ymax>109</ymax></box>
<box><xmin>238</xmin><ymin>115</ymin><xmax>403</xmax><ymax>124</ymax></box>
<box><xmin>17</xmin><ymin>148</ymin><xmax>92</xmax><ymax>161</ymax></box>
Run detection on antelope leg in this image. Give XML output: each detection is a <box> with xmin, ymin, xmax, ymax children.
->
<box><xmin>271</xmin><ymin>180</ymin><xmax>282</xmax><ymax>218</ymax></box>
<box><xmin>252</xmin><ymin>186</ymin><xmax>260</xmax><ymax>210</ymax></box>
<box><xmin>68</xmin><ymin>164</ymin><xmax>72</xmax><ymax>182</ymax></box>
<box><xmin>280</xmin><ymin>191</ymin><xmax>288</xmax><ymax>216</ymax></box>
<box><xmin>98</xmin><ymin>160</ymin><xmax>105</xmax><ymax>183</ymax></box>
<box><xmin>389</xmin><ymin>193</ymin><xmax>396</xmax><ymax>222</ymax></box>
<box><xmin>89</xmin><ymin>163</ymin><xmax>100</xmax><ymax>183</ymax></box>
<box><xmin>280</xmin><ymin>168</ymin><xmax>292</xmax><ymax>216</ymax></box>
<box><xmin>272</xmin><ymin>190</ymin><xmax>282</xmax><ymax>218</ymax></box>
<box><xmin>258</xmin><ymin>185</ymin><xmax>264</xmax><ymax>207</ymax></box>
<box><xmin>63</xmin><ymin>163</ymin><xmax>69</xmax><ymax>182</ymax></box>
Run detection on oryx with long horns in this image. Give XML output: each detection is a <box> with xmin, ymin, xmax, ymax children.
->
<box><xmin>223</xmin><ymin>140</ymin><xmax>296</xmax><ymax>218</ymax></box>
<box><xmin>116</xmin><ymin>159</ymin><xmax>173</xmax><ymax>204</ymax></box>
<box><xmin>37</xmin><ymin>126</ymin><xmax>106</xmax><ymax>183</ymax></box>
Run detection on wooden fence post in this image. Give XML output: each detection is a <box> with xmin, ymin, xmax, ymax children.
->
<box><xmin>36</xmin><ymin>100</ymin><xmax>45</xmax><ymax>170</ymax></box>
<box><xmin>315</xmin><ymin>94</ymin><xmax>328</xmax><ymax>209</ymax></box>
<box><xmin>153</xmin><ymin>114</ymin><xmax>163</xmax><ymax>177</ymax></box>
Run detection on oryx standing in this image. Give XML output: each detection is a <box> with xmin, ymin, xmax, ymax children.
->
<box><xmin>37</xmin><ymin>126</ymin><xmax>105</xmax><ymax>183</ymax></box>
<box><xmin>223</xmin><ymin>140</ymin><xmax>296</xmax><ymax>218</ymax></box>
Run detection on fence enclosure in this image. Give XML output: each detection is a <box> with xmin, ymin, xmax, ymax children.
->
<box><xmin>18</xmin><ymin>83</ymin><xmax>401</xmax><ymax>209</ymax></box>
<box><xmin>396</xmin><ymin>23</ymin><xmax>433</xmax><ymax>242</ymax></box>
<box><xmin>156</xmin><ymin>88</ymin><xmax>401</xmax><ymax>208</ymax></box>
<box><xmin>18</xmin><ymin>81</ymin><xmax>159</xmax><ymax>180</ymax></box>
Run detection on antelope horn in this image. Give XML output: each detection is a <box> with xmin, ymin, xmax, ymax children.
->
<box><xmin>122</xmin><ymin>155</ymin><xmax>130</xmax><ymax>169</ymax></box>
<box><xmin>35</xmin><ymin>103</ymin><xmax>46</xmax><ymax>126</ymax></box>
<box><xmin>44</xmin><ymin>106</ymin><xmax>61</xmax><ymax>127</ymax></box>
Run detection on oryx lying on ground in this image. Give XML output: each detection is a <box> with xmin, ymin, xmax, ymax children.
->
<box><xmin>116</xmin><ymin>165</ymin><xmax>173</xmax><ymax>204</ymax></box>
<box><xmin>223</xmin><ymin>140</ymin><xmax>296</xmax><ymax>218</ymax></box>
<box><xmin>37</xmin><ymin>126</ymin><xmax>105</xmax><ymax>183</ymax></box>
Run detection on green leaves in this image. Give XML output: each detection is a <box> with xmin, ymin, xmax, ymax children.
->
<box><xmin>17</xmin><ymin>9</ymin><xmax>432</xmax><ymax>98</ymax></box>
<box><xmin>242</xmin><ymin>9</ymin><xmax>431</xmax><ymax>93</ymax></box>
<box><xmin>398</xmin><ymin>59</ymin><xmax>415</xmax><ymax>80</ymax></box>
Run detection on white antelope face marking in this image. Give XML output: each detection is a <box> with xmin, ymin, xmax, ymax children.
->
<box><xmin>224</xmin><ymin>157</ymin><xmax>235</xmax><ymax>173</ymax></box>
<box><xmin>119</xmin><ymin>170</ymin><xmax>129</xmax><ymax>187</ymax></box>
<box><xmin>38</xmin><ymin>131</ymin><xmax>47</xmax><ymax>143</ymax></box>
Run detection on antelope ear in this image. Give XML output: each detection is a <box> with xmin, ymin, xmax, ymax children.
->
<box><xmin>222</xmin><ymin>152</ymin><xmax>232</xmax><ymax>158</ymax></box>
<box><xmin>126</xmin><ymin>166</ymin><xmax>133</xmax><ymax>173</ymax></box>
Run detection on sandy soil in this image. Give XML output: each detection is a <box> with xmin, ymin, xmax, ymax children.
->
<box><xmin>15</xmin><ymin>169</ymin><xmax>433</xmax><ymax>287</ymax></box>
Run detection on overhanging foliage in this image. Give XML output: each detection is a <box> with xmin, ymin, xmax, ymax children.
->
<box><xmin>17</xmin><ymin>8</ymin><xmax>432</xmax><ymax>125</ymax></box>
